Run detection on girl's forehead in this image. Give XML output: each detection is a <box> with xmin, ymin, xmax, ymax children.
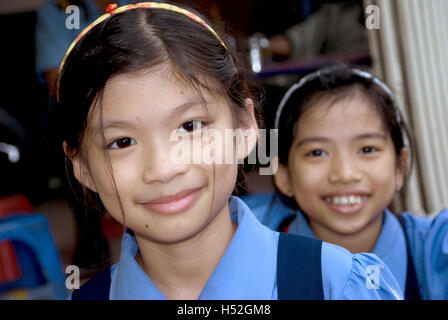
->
<box><xmin>96</xmin><ymin>69</ymin><xmax>197</xmax><ymax>109</ymax></box>
<box><xmin>295</xmin><ymin>92</ymin><xmax>387</xmax><ymax>137</ymax></box>
<box><xmin>85</xmin><ymin>65</ymin><xmax>233</xmax><ymax>130</ymax></box>
<box><xmin>102</xmin><ymin>64</ymin><xmax>225</xmax><ymax>107</ymax></box>
<box><xmin>105</xmin><ymin>64</ymin><xmax>187</xmax><ymax>93</ymax></box>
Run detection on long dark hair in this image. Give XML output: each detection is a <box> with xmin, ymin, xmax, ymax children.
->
<box><xmin>54</xmin><ymin>5</ymin><xmax>261</xmax><ymax>270</ymax></box>
<box><xmin>275</xmin><ymin>64</ymin><xmax>414</xmax><ymax>212</ymax></box>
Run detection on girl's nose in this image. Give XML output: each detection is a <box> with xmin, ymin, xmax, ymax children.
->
<box><xmin>142</xmin><ymin>139</ymin><xmax>189</xmax><ymax>184</ymax></box>
<box><xmin>328</xmin><ymin>152</ymin><xmax>363</xmax><ymax>184</ymax></box>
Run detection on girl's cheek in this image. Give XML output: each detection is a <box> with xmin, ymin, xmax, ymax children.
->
<box><xmin>291</xmin><ymin>161</ymin><xmax>327</xmax><ymax>189</ymax></box>
<box><xmin>115</xmin><ymin>153</ymin><xmax>146</xmax><ymax>184</ymax></box>
<box><xmin>361</xmin><ymin>152</ymin><xmax>396</xmax><ymax>175</ymax></box>
<box><xmin>90</xmin><ymin>154</ymin><xmax>134</xmax><ymax>194</ymax></box>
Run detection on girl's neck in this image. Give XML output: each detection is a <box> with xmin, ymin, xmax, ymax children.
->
<box><xmin>309</xmin><ymin>213</ymin><xmax>384</xmax><ymax>254</ymax></box>
<box><xmin>134</xmin><ymin>203</ymin><xmax>237</xmax><ymax>300</ymax></box>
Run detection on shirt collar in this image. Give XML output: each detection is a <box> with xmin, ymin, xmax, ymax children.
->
<box><xmin>289</xmin><ymin>208</ymin><xmax>407</xmax><ymax>292</ymax></box>
<box><xmin>260</xmin><ymin>194</ymin><xmax>296</xmax><ymax>230</ymax></box>
<box><xmin>110</xmin><ymin>229</ymin><xmax>166</xmax><ymax>300</ymax></box>
<box><xmin>288</xmin><ymin>209</ymin><xmax>316</xmax><ymax>239</ymax></box>
<box><xmin>110</xmin><ymin>196</ymin><xmax>278</xmax><ymax>299</ymax></box>
<box><xmin>372</xmin><ymin>209</ymin><xmax>407</xmax><ymax>291</ymax></box>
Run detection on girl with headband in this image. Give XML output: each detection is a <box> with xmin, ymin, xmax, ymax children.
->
<box><xmin>55</xmin><ymin>3</ymin><xmax>402</xmax><ymax>299</ymax></box>
<box><xmin>243</xmin><ymin>64</ymin><xmax>448</xmax><ymax>299</ymax></box>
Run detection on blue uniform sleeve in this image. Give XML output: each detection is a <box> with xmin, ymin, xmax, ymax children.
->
<box><xmin>400</xmin><ymin>210</ymin><xmax>448</xmax><ymax>299</ymax></box>
<box><xmin>322</xmin><ymin>242</ymin><xmax>403</xmax><ymax>300</ymax></box>
<box><xmin>419</xmin><ymin>210</ymin><xmax>448</xmax><ymax>299</ymax></box>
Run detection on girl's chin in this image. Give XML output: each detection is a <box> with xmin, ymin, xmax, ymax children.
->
<box><xmin>308</xmin><ymin>211</ymin><xmax>371</xmax><ymax>236</ymax></box>
<box><xmin>326</xmin><ymin>214</ymin><xmax>381</xmax><ymax>238</ymax></box>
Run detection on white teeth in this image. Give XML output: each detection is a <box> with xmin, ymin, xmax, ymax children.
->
<box><xmin>325</xmin><ymin>195</ymin><xmax>366</xmax><ymax>205</ymax></box>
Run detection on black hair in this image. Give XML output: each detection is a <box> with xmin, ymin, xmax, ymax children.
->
<box><xmin>54</xmin><ymin>5</ymin><xmax>261</xmax><ymax>270</ymax></box>
<box><xmin>275</xmin><ymin>64</ymin><xmax>414</xmax><ymax>211</ymax></box>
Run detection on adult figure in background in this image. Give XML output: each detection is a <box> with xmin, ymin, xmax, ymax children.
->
<box><xmin>268</xmin><ymin>0</ymin><xmax>368</xmax><ymax>60</ymax></box>
<box><xmin>35</xmin><ymin>0</ymin><xmax>139</xmax><ymax>98</ymax></box>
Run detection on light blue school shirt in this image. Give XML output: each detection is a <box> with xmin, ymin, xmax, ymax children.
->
<box><xmin>242</xmin><ymin>193</ymin><xmax>448</xmax><ymax>300</ymax></box>
<box><xmin>289</xmin><ymin>206</ymin><xmax>408</xmax><ymax>294</ymax></box>
<box><xmin>108</xmin><ymin>196</ymin><xmax>402</xmax><ymax>299</ymax></box>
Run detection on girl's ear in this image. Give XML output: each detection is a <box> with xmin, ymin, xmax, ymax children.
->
<box><xmin>273</xmin><ymin>159</ymin><xmax>293</xmax><ymax>197</ymax></box>
<box><xmin>63</xmin><ymin>141</ymin><xmax>98</xmax><ymax>192</ymax></box>
<box><xmin>236</xmin><ymin>98</ymin><xmax>259</xmax><ymax>161</ymax></box>
<box><xmin>396</xmin><ymin>147</ymin><xmax>409</xmax><ymax>191</ymax></box>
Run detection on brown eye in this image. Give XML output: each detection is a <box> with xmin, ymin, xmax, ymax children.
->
<box><xmin>306</xmin><ymin>149</ymin><xmax>327</xmax><ymax>157</ymax></box>
<box><xmin>360</xmin><ymin>146</ymin><xmax>377</xmax><ymax>154</ymax></box>
<box><xmin>109</xmin><ymin>137</ymin><xmax>136</xmax><ymax>149</ymax></box>
<box><xmin>178</xmin><ymin>120</ymin><xmax>204</xmax><ymax>133</ymax></box>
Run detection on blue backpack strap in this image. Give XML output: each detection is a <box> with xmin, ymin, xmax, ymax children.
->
<box><xmin>396</xmin><ymin>214</ymin><xmax>421</xmax><ymax>300</ymax></box>
<box><xmin>277</xmin><ymin>232</ymin><xmax>324</xmax><ymax>300</ymax></box>
<box><xmin>71</xmin><ymin>267</ymin><xmax>111</xmax><ymax>300</ymax></box>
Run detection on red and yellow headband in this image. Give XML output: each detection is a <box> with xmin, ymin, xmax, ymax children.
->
<box><xmin>59</xmin><ymin>2</ymin><xmax>227</xmax><ymax>74</ymax></box>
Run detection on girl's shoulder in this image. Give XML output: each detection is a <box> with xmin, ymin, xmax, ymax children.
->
<box><xmin>240</xmin><ymin>193</ymin><xmax>274</xmax><ymax>209</ymax></box>
<box><xmin>400</xmin><ymin>209</ymin><xmax>448</xmax><ymax>299</ymax></box>
<box><xmin>400</xmin><ymin>209</ymin><xmax>448</xmax><ymax>245</ymax></box>
<box><xmin>321</xmin><ymin>242</ymin><xmax>403</xmax><ymax>299</ymax></box>
<box><xmin>402</xmin><ymin>208</ymin><xmax>448</xmax><ymax>223</ymax></box>
<box><xmin>240</xmin><ymin>193</ymin><xmax>294</xmax><ymax>230</ymax></box>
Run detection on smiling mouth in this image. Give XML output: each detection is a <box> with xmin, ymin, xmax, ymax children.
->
<box><xmin>322</xmin><ymin>194</ymin><xmax>369</xmax><ymax>215</ymax></box>
<box><xmin>323</xmin><ymin>195</ymin><xmax>368</xmax><ymax>205</ymax></box>
<box><xmin>143</xmin><ymin>187</ymin><xmax>203</xmax><ymax>215</ymax></box>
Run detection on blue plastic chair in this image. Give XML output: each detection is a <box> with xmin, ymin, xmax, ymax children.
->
<box><xmin>0</xmin><ymin>213</ymin><xmax>67</xmax><ymax>299</ymax></box>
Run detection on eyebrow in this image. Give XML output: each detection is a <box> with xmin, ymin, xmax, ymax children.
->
<box><xmin>295</xmin><ymin>137</ymin><xmax>330</xmax><ymax>148</ymax></box>
<box><xmin>101</xmin><ymin>119</ymin><xmax>135</xmax><ymax>131</ymax></box>
<box><xmin>295</xmin><ymin>132</ymin><xmax>387</xmax><ymax>147</ymax></box>
<box><xmin>170</xmin><ymin>98</ymin><xmax>210</xmax><ymax>118</ymax></box>
<box><xmin>98</xmin><ymin>98</ymin><xmax>210</xmax><ymax>132</ymax></box>
<box><xmin>354</xmin><ymin>132</ymin><xmax>388</xmax><ymax>141</ymax></box>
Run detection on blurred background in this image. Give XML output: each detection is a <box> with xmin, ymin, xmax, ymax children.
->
<box><xmin>0</xmin><ymin>0</ymin><xmax>447</xmax><ymax>299</ymax></box>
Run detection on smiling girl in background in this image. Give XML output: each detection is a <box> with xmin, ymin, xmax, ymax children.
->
<box><xmin>55</xmin><ymin>3</ymin><xmax>402</xmax><ymax>300</ymax></box>
<box><xmin>243</xmin><ymin>64</ymin><xmax>448</xmax><ymax>299</ymax></box>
